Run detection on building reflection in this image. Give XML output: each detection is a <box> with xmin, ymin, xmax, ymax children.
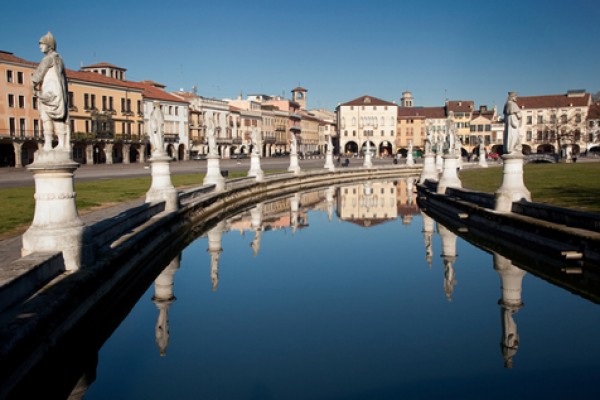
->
<box><xmin>494</xmin><ymin>252</ymin><xmax>525</xmax><ymax>368</ymax></box>
<box><xmin>336</xmin><ymin>181</ymin><xmax>397</xmax><ymax>227</ymax></box>
<box><xmin>152</xmin><ymin>255</ymin><xmax>180</xmax><ymax>356</ymax></box>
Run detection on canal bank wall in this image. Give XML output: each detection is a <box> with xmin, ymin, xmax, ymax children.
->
<box><xmin>0</xmin><ymin>165</ymin><xmax>420</xmax><ymax>397</ymax></box>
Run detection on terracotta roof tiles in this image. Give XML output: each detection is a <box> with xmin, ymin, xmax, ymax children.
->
<box><xmin>446</xmin><ymin>100</ymin><xmax>474</xmax><ymax>112</ymax></box>
<box><xmin>516</xmin><ymin>93</ymin><xmax>591</xmax><ymax>109</ymax></box>
<box><xmin>82</xmin><ymin>62</ymin><xmax>126</xmax><ymax>71</ymax></box>
<box><xmin>587</xmin><ymin>103</ymin><xmax>600</xmax><ymax>120</ymax></box>
<box><xmin>340</xmin><ymin>95</ymin><xmax>397</xmax><ymax>107</ymax></box>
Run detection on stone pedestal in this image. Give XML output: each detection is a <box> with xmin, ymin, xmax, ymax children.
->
<box><xmin>435</xmin><ymin>152</ymin><xmax>443</xmax><ymax>172</ymax></box>
<box><xmin>248</xmin><ymin>153</ymin><xmax>264</xmax><ymax>182</ymax></box>
<box><xmin>146</xmin><ymin>153</ymin><xmax>178</xmax><ymax>212</ymax></box>
<box><xmin>288</xmin><ymin>152</ymin><xmax>301</xmax><ymax>174</ymax></box>
<box><xmin>406</xmin><ymin>151</ymin><xmax>415</xmax><ymax>166</ymax></box>
<box><xmin>203</xmin><ymin>154</ymin><xmax>225</xmax><ymax>191</ymax></box>
<box><xmin>22</xmin><ymin>152</ymin><xmax>85</xmax><ymax>271</ymax></box>
<box><xmin>363</xmin><ymin>152</ymin><xmax>373</xmax><ymax>168</ymax></box>
<box><xmin>494</xmin><ymin>154</ymin><xmax>531</xmax><ymax>213</ymax></box>
<box><xmin>419</xmin><ymin>153</ymin><xmax>438</xmax><ymax>184</ymax></box>
<box><xmin>437</xmin><ymin>154</ymin><xmax>462</xmax><ymax>194</ymax></box>
<box><xmin>438</xmin><ymin>223</ymin><xmax>458</xmax><ymax>301</ymax></box>
<box><xmin>324</xmin><ymin>151</ymin><xmax>335</xmax><ymax>171</ymax></box>
<box><xmin>478</xmin><ymin>152</ymin><xmax>488</xmax><ymax>168</ymax></box>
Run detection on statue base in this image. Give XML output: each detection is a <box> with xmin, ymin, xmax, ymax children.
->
<box><xmin>204</xmin><ymin>155</ymin><xmax>225</xmax><ymax>191</ymax></box>
<box><xmin>146</xmin><ymin>153</ymin><xmax>178</xmax><ymax>212</ymax></box>
<box><xmin>435</xmin><ymin>153</ymin><xmax>443</xmax><ymax>172</ymax></box>
<box><xmin>288</xmin><ymin>152</ymin><xmax>301</xmax><ymax>174</ymax></box>
<box><xmin>22</xmin><ymin>157</ymin><xmax>85</xmax><ymax>271</ymax></box>
<box><xmin>363</xmin><ymin>153</ymin><xmax>373</xmax><ymax>168</ymax></box>
<box><xmin>419</xmin><ymin>153</ymin><xmax>438</xmax><ymax>183</ymax></box>
<box><xmin>478</xmin><ymin>153</ymin><xmax>489</xmax><ymax>168</ymax></box>
<box><xmin>324</xmin><ymin>152</ymin><xmax>335</xmax><ymax>171</ymax></box>
<box><xmin>248</xmin><ymin>153</ymin><xmax>264</xmax><ymax>182</ymax></box>
<box><xmin>437</xmin><ymin>154</ymin><xmax>462</xmax><ymax>194</ymax></box>
<box><xmin>494</xmin><ymin>153</ymin><xmax>531</xmax><ymax>213</ymax></box>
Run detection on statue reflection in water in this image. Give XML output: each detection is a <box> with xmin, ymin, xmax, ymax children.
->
<box><xmin>437</xmin><ymin>223</ymin><xmax>458</xmax><ymax>301</ymax></box>
<box><xmin>250</xmin><ymin>203</ymin><xmax>264</xmax><ymax>257</ymax></box>
<box><xmin>152</xmin><ymin>255</ymin><xmax>181</xmax><ymax>356</ymax></box>
<box><xmin>494</xmin><ymin>252</ymin><xmax>526</xmax><ymax>368</ymax></box>
<box><xmin>207</xmin><ymin>221</ymin><xmax>225</xmax><ymax>291</ymax></box>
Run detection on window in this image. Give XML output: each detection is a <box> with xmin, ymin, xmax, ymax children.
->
<box><xmin>18</xmin><ymin>95</ymin><xmax>25</xmax><ymax>108</ymax></box>
<box><xmin>32</xmin><ymin>96</ymin><xmax>38</xmax><ymax>110</ymax></box>
<box><xmin>102</xmin><ymin>96</ymin><xmax>107</xmax><ymax>111</ymax></box>
<box><xmin>6</xmin><ymin>70</ymin><xmax>14</xmax><ymax>83</ymax></box>
<box><xmin>9</xmin><ymin>118</ymin><xmax>15</xmax><ymax>135</ymax></box>
<box><xmin>381</xmin><ymin>117</ymin><xmax>385</xmax><ymax>126</ymax></box>
<box><xmin>17</xmin><ymin>71</ymin><xmax>24</xmax><ymax>84</ymax></box>
<box><xmin>538</xmin><ymin>115</ymin><xmax>544</xmax><ymax>124</ymax></box>
<box><xmin>84</xmin><ymin>94</ymin><xmax>90</xmax><ymax>110</ymax></box>
<box><xmin>127</xmin><ymin>99</ymin><xmax>131</xmax><ymax>112</ymax></box>
<box><xmin>91</xmin><ymin>94</ymin><xmax>96</xmax><ymax>110</ymax></box>
<box><xmin>121</xmin><ymin>98</ymin><xmax>125</xmax><ymax>112</ymax></box>
<box><xmin>137</xmin><ymin>100</ymin><xmax>141</xmax><ymax>114</ymax></box>
<box><xmin>352</xmin><ymin>130</ymin><xmax>356</xmax><ymax>137</ymax></box>
<box><xmin>381</xmin><ymin>130</ymin><xmax>384</xmax><ymax>136</ymax></box>
<box><xmin>485</xmin><ymin>125</ymin><xmax>491</xmax><ymax>131</ymax></box>
<box><xmin>470</xmin><ymin>125</ymin><xmax>476</xmax><ymax>132</ymax></box>
<box><xmin>19</xmin><ymin>118</ymin><xmax>25</xmax><ymax>136</ymax></box>
<box><xmin>344</xmin><ymin>130</ymin><xmax>348</xmax><ymax>137</ymax></box>
<box><xmin>526</xmin><ymin>130</ymin><xmax>532</xmax><ymax>141</ymax></box>
<box><xmin>33</xmin><ymin>120</ymin><xmax>40</xmax><ymax>137</ymax></box>
<box><xmin>527</xmin><ymin>116</ymin><xmax>532</xmax><ymax>125</ymax></box>
<box><xmin>8</xmin><ymin>94</ymin><xmax>15</xmax><ymax>107</ymax></box>
<box><xmin>575</xmin><ymin>114</ymin><xmax>581</xmax><ymax>123</ymax></box>
<box><xmin>109</xmin><ymin>96</ymin><xmax>113</xmax><ymax>111</ymax></box>
<box><xmin>477</xmin><ymin>124</ymin><xmax>483</xmax><ymax>132</ymax></box>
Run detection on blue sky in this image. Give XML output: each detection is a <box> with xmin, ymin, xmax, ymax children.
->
<box><xmin>2</xmin><ymin>0</ymin><xmax>599</xmax><ymax>111</ymax></box>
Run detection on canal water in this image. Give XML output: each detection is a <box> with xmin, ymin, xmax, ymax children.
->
<box><xmin>53</xmin><ymin>180</ymin><xmax>600</xmax><ymax>398</ymax></box>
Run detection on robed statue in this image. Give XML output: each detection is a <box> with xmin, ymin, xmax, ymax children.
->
<box><xmin>32</xmin><ymin>32</ymin><xmax>70</xmax><ymax>151</ymax></box>
<box><xmin>149</xmin><ymin>101</ymin><xmax>165</xmax><ymax>155</ymax></box>
<box><xmin>503</xmin><ymin>92</ymin><xmax>523</xmax><ymax>155</ymax></box>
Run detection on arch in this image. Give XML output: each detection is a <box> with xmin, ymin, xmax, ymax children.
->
<box><xmin>360</xmin><ymin>141</ymin><xmax>376</xmax><ymax>157</ymax></box>
<box><xmin>522</xmin><ymin>144</ymin><xmax>532</xmax><ymax>155</ymax></box>
<box><xmin>166</xmin><ymin>144</ymin><xmax>175</xmax><ymax>158</ymax></box>
<box><xmin>112</xmin><ymin>143</ymin><xmax>124</xmax><ymax>164</ymax></box>
<box><xmin>490</xmin><ymin>144</ymin><xmax>503</xmax><ymax>155</ymax></box>
<box><xmin>93</xmin><ymin>144</ymin><xmax>107</xmax><ymax>164</ymax></box>
<box><xmin>344</xmin><ymin>141</ymin><xmax>358</xmax><ymax>155</ymax></box>
<box><xmin>537</xmin><ymin>144</ymin><xmax>555</xmax><ymax>154</ymax></box>
<box><xmin>379</xmin><ymin>141</ymin><xmax>392</xmax><ymax>157</ymax></box>
<box><xmin>0</xmin><ymin>143</ymin><xmax>15</xmax><ymax>167</ymax></box>
<box><xmin>178</xmin><ymin>144</ymin><xmax>186</xmax><ymax>161</ymax></box>
<box><xmin>21</xmin><ymin>140</ymin><xmax>39</xmax><ymax>166</ymax></box>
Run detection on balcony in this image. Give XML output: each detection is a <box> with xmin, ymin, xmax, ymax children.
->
<box><xmin>164</xmin><ymin>133</ymin><xmax>179</xmax><ymax>143</ymax></box>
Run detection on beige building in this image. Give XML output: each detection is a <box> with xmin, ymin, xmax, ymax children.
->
<box><xmin>337</xmin><ymin>95</ymin><xmax>397</xmax><ymax>157</ymax></box>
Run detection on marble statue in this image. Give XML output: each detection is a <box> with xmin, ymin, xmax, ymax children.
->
<box><xmin>207</xmin><ymin>115</ymin><xmax>218</xmax><ymax>156</ymax></box>
<box><xmin>148</xmin><ymin>101</ymin><xmax>165</xmax><ymax>154</ymax></box>
<box><xmin>32</xmin><ymin>32</ymin><xmax>70</xmax><ymax>151</ymax></box>
<box><xmin>290</xmin><ymin>132</ymin><xmax>297</xmax><ymax>154</ymax></box>
<box><xmin>408</xmin><ymin>139</ymin><xmax>413</xmax><ymax>154</ymax></box>
<box><xmin>251</xmin><ymin>127</ymin><xmax>260</xmax><ymax>155</ymax></box>
<box><xmin>327</xmin><ymin>134</ymin><xmax>333</xmax><ymax>154</ymax></box>
<box><xmin>425</xmin><ymin>125</ymin><xmax>433</xmax><ymax>154</ymax></box>
<box><xmin>478</xmin><ymin>136</ymin><xmax>485</xmax><ymax>158</ymax></box>
<box><xmin>503</xmin><ymin>92</ymin><xmax>523</xmax><ymax>155</ymax></box>
<box><xmin>445</xmin><ymin>113</ymin><xmax>455</xmax><ymax>155</ymax></box>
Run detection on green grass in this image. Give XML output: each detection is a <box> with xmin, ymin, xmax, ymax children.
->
<box><xmin>0</xmin><ymin>171</ymin><xmax>249</xmax><ymax>239</ymax></box>
<box><xmin>460</xmin><ymin>162</ymin><xmax>600</xmax><ymax>212</ymax></box>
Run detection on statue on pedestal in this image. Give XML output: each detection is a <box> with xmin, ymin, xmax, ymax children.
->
<box><xmin>327</xmin><ymin>134</ymin><xmax>333</xmax><ymax>154</ymax></box>
<box><xmin>149</xmin><ymin>101</ymin><xmax>165</xmax><ymax>155</ymax></box>
<box><xmin>290</xmin><ymin>132</ymin><xmax>297</xmax><ymax>154</ymax></box>
<box><xmin>503</xmin><ymin>92</ymin><xmax>523</xmax><ymax>155</ymax></box>
<box><xmin>445</xmin><ymin>112</ymin><xmax>456</xmax><ymax>155</ymax></box>
<box><xmin>207</xmin><ymin>115</ymin><xmax>218</xmax><ymax>156</ymax></box>
<box><xmin>251</xmin><ymin>127</ymin><xmax>261</xmax><ymax>155</ymax></box>
<box><xmin>425</xmin><ymin>125</ymin><xmax>433</xmax><ymax>154</ymax></box>
<box><xmin>32</xmin><ymin>32</ymin><xmax>70</xmax><ymax>152</ymax></box>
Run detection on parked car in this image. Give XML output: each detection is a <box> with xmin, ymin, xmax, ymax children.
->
<box><xmin>230</xmin><ymin>153</ymin><xmax>248</xmax><ymax>159</ymax></box>
<box><xmin>192</xmin><ymin>153</ymin><xmax>207</xmax><ymax>160</ymax></box>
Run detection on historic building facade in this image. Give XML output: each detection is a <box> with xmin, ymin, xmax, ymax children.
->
<box><xmin>337</xmin><ymin>95</ymin><xmax>397</xmax><ymax>157</ymax></box>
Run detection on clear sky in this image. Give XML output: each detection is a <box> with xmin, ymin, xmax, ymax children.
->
<box><xmin>2</xmin><ymin>0</ymin><xmax>599</xmax><ymax>111</ymax></box>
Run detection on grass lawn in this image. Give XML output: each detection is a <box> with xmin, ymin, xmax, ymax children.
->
<box><xmin>460</xmin><ymin>162</ymin><xmax>600</xmax><ymax>213</ymax></box>
<box><xmin>0</xmin><ymin>171</ymin><xmax>250</xmax><ymax>239</ymax></box>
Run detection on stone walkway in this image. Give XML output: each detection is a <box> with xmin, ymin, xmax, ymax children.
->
<box><xmin>0</xmin><ymin>198</ymin><xmax>145</xmax><ymax>271</ymax></box>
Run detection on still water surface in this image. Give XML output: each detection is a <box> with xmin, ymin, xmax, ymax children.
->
<box><xmin>85</xmin><ymin>181</ymin><xmax>600</xmax><ymax>399</ymax></box>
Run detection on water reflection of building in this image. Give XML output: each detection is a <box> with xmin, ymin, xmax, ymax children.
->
<box><xmin>494</xmin><ymin>252</ymin><xmax>525</xmax><ymax>369</ymax></box>
<box><xmin>336</xmin><ymin>181</ymin><xmax>398</xmax><ymax>226</ymax></box>
<box><xmin>152</xmin><ymin>255</ymin><xmax>181</xmax><ymax>356</ymax></box>
<box><xmin>396</xmin><ymin>178</ymin><xmax>420</xmax><ymax>225</ymax></box>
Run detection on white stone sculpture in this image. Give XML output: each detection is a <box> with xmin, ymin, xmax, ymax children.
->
<box><xmin>207</xmin><ymin>115</ymin><xmax>218</xmax><ymax>156</ymax></box>
<box><xmin>148</xmin><ymin>101</ymin><xmax>166</xmax><ymax>155</ymax></box>
<box><xmin>32</xmin><ymin>32</ymin><xmax>70</xmax><ymax>152</ymax></box>
<box><xmin>251</xmin><ymin>127</ymin><xmax>261</xmax><ymax>155</ymax></box>
<box><xmin>503</xmin><ymin>92</ymin><xmax>523</xmax><ymax>155</ymax></box>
